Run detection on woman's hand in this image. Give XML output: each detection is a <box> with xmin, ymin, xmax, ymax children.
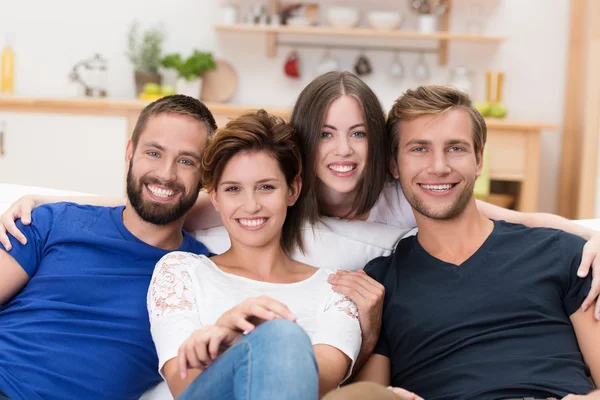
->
<box><xmin>578</xmin><ymin>234</ymin><xmax>600</xmax><ymax>320</ymax></box>
<box><xmin>177</xmin><ymin>325</ymin><xmax>242</xmax><ymax>380</ymax></box>
<box><xmin>215</xmin><ymin>295</ymin><xmax>296</xmax><ymax>333</ymax></box>
<box><xmin>387</xmin><ymin>386</ymin><xmax>424</xmax><ymax>400</ymax></box>
<box><xmin>0</xmin><ymin>195</ymin><xmax>38</xmax><ymax>250</ymax></box>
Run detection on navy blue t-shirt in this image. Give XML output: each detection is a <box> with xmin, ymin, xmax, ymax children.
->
<box><xmin>0</xmin><ymin>203</ymin><xmax>208</xmax><ymax>400</ymax></box>
<box><xmin>366</xmin><ymin>220</ymin><xmax>595</xmax><ymax>400</ymax></box>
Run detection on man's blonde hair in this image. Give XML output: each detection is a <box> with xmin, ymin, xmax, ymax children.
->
<box><xmin>386</xmin><ymin>85</ymin><xmax>487</xmax><ymax>161</ymax></box>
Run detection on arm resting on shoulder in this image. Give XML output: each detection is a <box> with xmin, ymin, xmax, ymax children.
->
<box><xmin>476</xmin><ymin>200</ymin><xmax>597</xmax><ymax>240</ymax></box>
<box><xmin>314</xmin><ymin>344</ymin><xmax>351</xmax><ymax>398</ymax></box>
<box><xmin>35</xmin><ymin>195</ymin><xmax>125</xmax><ymax>207</ymax></box>
<box><xmin>0</xmin><ymin>249</ymin><xmax>30</xmax><ymax>305</ymax></box>
<box><xmin>33</xmin><ymin>192</ymin><xmax>222</xmax><ymax>231</ymax></box>
<box><xmin>161</xmin><ymin>357</ymin><xmax>202</xmax><ymax>399</ymax></box>
<box><xmin>478</xmin><ymin>200</ymin><xmax>600</xmax><ymax>317</ymax></box>
<box><xmin>571</xmin><ymin>306</ymin><xmax>600</xmax><ymax>386</ymax></box>
<box><xmin>0</xmin><ymin>195</ymin><xmax>124</xmax><ymax>249</ymax></box>
<box><xmin>353</xmin><ymin>353</ymin><xmax>391</xmax><ymax>386</ymax></box>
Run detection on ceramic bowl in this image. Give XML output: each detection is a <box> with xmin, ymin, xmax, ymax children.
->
<box><xmin>327</xmin><ymin>7</ymin><xmax>360</xmax><ymax>29</ymax></box>
<box><xmin>367</xmin><ymin>11</ymin><xmax>403</xmax><ymax>30</ymax></box>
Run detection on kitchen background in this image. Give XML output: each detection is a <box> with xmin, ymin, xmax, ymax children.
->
<box><xmin>0</xmin><ymin>0</ymin><xmax>576</xmax><ymax>214</ymax></box>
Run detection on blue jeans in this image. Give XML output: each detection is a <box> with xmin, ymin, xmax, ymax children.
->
<box><xmin>178</xmin><ymin>319</ymin><xmax>319</xmax><ymax>400</ymax></box>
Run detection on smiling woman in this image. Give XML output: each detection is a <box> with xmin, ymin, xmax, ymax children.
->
<box><xmin>200</xmin><ymin>110</ymin><xmax>304</xmax><ymax>254</ymax></box>
<box><xmin>146</xmin><ymin>110</ymin><xmax>362</xmax><ymax>400</ymax></box>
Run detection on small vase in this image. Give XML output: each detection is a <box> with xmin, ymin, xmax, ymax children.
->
<box><xmin>134</xmin><ymin>71</ymin><xmax>162</xmax><ymax>96</ymax></box>
<box><xmin>418</xmin><ymin>14</ymin><xmax>437</xmax><ymax>33</ymax></box>
<box><xmin>176</xmin><ymin>77</ymin><xmax>203</xmax><ymax>99</ymax></box>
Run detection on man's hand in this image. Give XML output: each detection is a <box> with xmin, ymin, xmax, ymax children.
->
<box><xmin>215</xmin><ymin>295</ymin><xmax>296</xmax><ymax>333</ymax></box>
<box><xmin>563</xmin><ymin>391</ymin><xmax>600</xmax><ymax>399</ymax></box>
<box><xmin>328</xmin><ymin>270</ymin><xmax>385</xmax><ymax>357</ymax></box>
<box><xmin>0</xmin><ymin>195</ymin><xmax>37</xmax><ymax>251</ymax></box>
<box><xmin>177</xmin><ymin>325</ymin><xmax>242</xmax><ymax>380</ymax></box>
<box><xmin>387</xmin><ymin>386</ymin><xmax>424</xmax><ymax>400</ymax></box>
<box><xmin>578</xmin><ymin>234</ymin><xmax>600</xmax><ymax>320</ymax></box>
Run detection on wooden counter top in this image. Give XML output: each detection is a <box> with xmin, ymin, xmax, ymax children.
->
<box><xmin>0</xmin><ymin>96</ymin><xmax>557</xmax><ymax>131</ymax></box>
<box><xmin>0</xmin><ymin>96</ymin><xmax>292</xmax><ymax>119</ymax></box>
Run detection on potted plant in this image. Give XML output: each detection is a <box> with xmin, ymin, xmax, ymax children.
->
<box><xmin>161</xmin><ymin>50</ymin><xmax>216</xmax><ymax>99</ymax></box>
<box><xmin>126</xmin><ymin>21</ymin><xmax>165</xmax><ymax>96</ymax></box>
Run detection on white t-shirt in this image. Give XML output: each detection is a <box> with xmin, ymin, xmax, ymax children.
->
<box><xmin>367</xmin><ymin>180</ymin><xmax>417</xmax><ymax>229</ymax></box>
<box><xmin>147</xmin><ymin>252</ymin><xmax>362</xmax><ymax>381</ymax></box>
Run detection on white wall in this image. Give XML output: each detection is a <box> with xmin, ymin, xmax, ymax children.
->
<box><xmin>0</xmin><ymin>0</ymin><xmax>569</xmax><ymax>212</ymax></box>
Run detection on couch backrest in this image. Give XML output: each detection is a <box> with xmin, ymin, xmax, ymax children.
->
<box><xmin>0</xmin><ymin>183</ymin><xmax>415</xmax><ymax>271</ymax></box>
<box><xmin>194</xmin><ymin>219</ymin><xmax>415</xmax><ymax>271</ymax></box>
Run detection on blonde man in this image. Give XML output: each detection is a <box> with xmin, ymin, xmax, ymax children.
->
<box><xmin>328</xmin><ymin>86</ymin><xmax>599</xmax><ymax>400</ymax></box>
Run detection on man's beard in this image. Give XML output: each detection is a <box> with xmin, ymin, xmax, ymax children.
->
<box><xmin>402</xmin><ymin>178</ymin><xmax>475</xmax><ymax>221</ymax></box>
<box><xmin>126</xmin><ymin>164</ymin><xmax>201</xmax><ymax>226</ymax></box>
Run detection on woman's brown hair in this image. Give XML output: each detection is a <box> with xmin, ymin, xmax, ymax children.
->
<box><xmin>201</xmin><ymin>110</ymin><xmax>304</xmax><ymax>254</ymax></box>
<box><xmin>290</xmin><ymin>71</ymin><xmax>389</xmax><ymax>224</ymax></box>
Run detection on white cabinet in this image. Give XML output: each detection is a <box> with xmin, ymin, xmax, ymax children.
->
<box><xmin>0</xmin><ymin>112</ymin><xmax>128</xmax><ymax>197</ymax></box>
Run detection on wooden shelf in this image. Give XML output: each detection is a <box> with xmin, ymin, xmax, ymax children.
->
<box><xmin>484</xmin><ymin>119</ymin><xmax>556</xmax><ymax>131</ymax></box>
<box><xmin>214</xmin><ymin>24</ymin><xmax>507</xmax><ymax>42</ymax></box>
<box><xmin>0</xmin><ymin>96</ymin><xmax>292</xmax><ymax>119</ymax></box>
<box><xmin>217</xmin><ymin>0</ymin><xmax>506</xmax><ymax>64</ymax></box>
<box><xmin>215</xmin><ymin>24</ymin><xmax>505</xmax><ymax>65</ymax></box>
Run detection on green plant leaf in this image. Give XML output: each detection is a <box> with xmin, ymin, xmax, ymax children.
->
<box><xmin>161</xmin><ymin>53</ymin><xmax>182</xmax><ymax>69</ymax></box>
<box><xmin>173</xmin><ymin>50</ymin><xmax>216</xmax><ymax>81</ymax></box>
<box><xmin>125</xmin><ymin>21</ymin><xmax>165</xmax><ymax>73</ymax></box>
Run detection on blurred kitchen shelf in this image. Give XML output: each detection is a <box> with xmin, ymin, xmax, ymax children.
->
<box><xmin>214</xmin><ymin>24</ymin><xmax>507</xmax><ymax>64</ymax></box>
<box><xmin>481</xmin><ymin>193</ymin><xmax>516</xmax><ymax>210</ymax></box>
<box><xmin>214</xmin><ymin>24</ymin><xmax>506</xmax><ymax>41</ymax></box>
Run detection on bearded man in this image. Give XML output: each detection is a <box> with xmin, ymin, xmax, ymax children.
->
<box><xmin>0</xmin><ymin>95</ymin><xmax>214</xmax><ymax>400</ymax></box>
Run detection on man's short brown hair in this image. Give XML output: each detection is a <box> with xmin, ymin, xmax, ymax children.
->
<box><xmin>131</xmin><ymin>94</ymin><xmax>218</xmax><ymax>148</ymax></box>
<box><xmin>387</xmin><ymin>85</ymin><xmax>487</xmax><ymax>162</ymax></box>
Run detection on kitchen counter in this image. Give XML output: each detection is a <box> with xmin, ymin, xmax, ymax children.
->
<box><xmin>0</xmin><ymin>95</ymin><xmax>555</xmax><ymax>131</ymax></box>
<box><xmin>0</xmin><ymin>95</ymin><xmax>556</xmax><ymax>211</ymax></box>
<box><xmin>0</xmin><ymin>96</ymin><xmax>291</xmax><ymax>122</ymax></box>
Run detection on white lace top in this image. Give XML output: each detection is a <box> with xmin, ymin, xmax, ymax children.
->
<box><xmin>147</xmin><ymin>252</ymin><xmax>362</xmax><ymax>381</ymax></box>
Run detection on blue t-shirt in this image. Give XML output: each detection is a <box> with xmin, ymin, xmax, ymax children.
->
<box><xmin>366</xmin><ymin>220</ymin><xmax>595</xmax><ymax>400</ymax></box>
<box><xmin>0</xmin><ymin>203</ymin><xmax>208</xmax><ymax>400</ymax></box>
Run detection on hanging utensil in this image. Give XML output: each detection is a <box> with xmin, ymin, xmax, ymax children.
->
<box><xmin>284</xmin><ymin>50</ymin><xmax>301</xmax><ymax>79</ymax></box>
<box><xmin>354</xmin><ymin>51</ymin><xmax>373</xmax><ymax>76</ymax></box>
<box><xmin>413</xmin><ymin>52</ymin><xmax>430</xmax><ymax>82</ymax></box>
<box><xmin>316</xmin><ymin>49</ymin><xmax>340</xmax><ymax>77</ymax></box>
<box><xmin>389</xmin><ymin>52</ymin><xmax>404</xmax><ymax>80</ymax></box>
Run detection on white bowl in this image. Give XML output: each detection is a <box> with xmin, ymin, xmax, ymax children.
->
<box><xmin>367</xmin><ymin>11</ymin><xmax>403</xmax><ymax>30</ymax></box>
<box><xmin>287</xmin><ymin>16</ymin><xmax>312</xmax><ymax>26</ymax></box>
<box><xmin>327</xmin><ymin>7</ymin><xmax>360</xmax><ymax>29</ymax></box>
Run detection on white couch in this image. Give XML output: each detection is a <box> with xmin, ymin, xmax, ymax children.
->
<box><xmin>2</xmin><ymin>183</ymin><xmax>598</xmax><ymax>400</ymax></box>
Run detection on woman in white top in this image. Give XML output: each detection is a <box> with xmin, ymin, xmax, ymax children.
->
<box><xmin>147</xmin><ymin>110</ymin><xmax>362</xmax><ymax>399</ymax></box>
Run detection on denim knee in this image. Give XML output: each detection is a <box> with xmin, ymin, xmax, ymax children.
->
<box><xmin>258</xmin><ymin>319</ymin><xmax>312</xmax><ymax>348</ymax></box>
